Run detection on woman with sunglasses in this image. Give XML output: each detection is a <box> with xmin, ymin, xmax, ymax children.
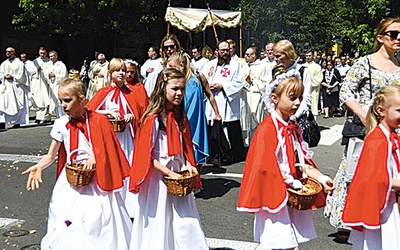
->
<box><xmin>324</xmin><ymin>17</ymin><xmax>400</xmax><ymax>243</ymax></box>
<box><xmin>160</xmin><ymin>34</ymin><xmax>181</xmax><ymax>67</ymax></box>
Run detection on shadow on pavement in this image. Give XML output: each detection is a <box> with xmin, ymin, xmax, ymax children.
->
<box><xmin>195</xmin><ymin>178</ymin><xmax>240</xmax><ymax>200</ymax></box>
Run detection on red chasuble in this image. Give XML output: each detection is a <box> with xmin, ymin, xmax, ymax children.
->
<box><xmin>129</xmin><ymin>114</ymin><xmax>200</xmax><ymax>193</ymax></box>
<box><xmin>57</xmin><ymin>110</ymin><xmax>130</xmax><ymax>191</ymax></box>
<box><xmin>237</xmin><ymin>114</ymin><xmax>325</xmax><ymax>213</ymax></box>
<box><xmin>86</xmin><ymin>84</ymin><xmax>148</xmax><ymax>134</ymax></box>
<box><xmin>342</xmin><ymin>126</ymin><xmax>391</xmax><ymax>231</ymax></box>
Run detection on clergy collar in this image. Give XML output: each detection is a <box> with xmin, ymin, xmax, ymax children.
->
<box><xmin>194</xmin><ymin>55</ymin><xmax>203</xmax><ymax>61</ymax></box>
<box><xmin>150</xmin><ymin>55</ymin><xmax>160</xmax><ymax>60</ymax></box>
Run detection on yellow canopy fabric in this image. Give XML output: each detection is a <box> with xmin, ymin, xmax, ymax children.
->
<box><xmin>165</xmin><ymin>7</ymin><xmax>242</xmax><ymax>33</ymax></box>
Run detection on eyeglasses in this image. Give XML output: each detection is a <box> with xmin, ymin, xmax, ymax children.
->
<box><xmin>245</xmin><ymin>53</ymin><xmax>254</xmax><ymax>56</ymax></box>
<box><xmin>5</xmin><ymin>50</ymin><xmax>14</xmax><ymax>53</ymax></box>
<box><xmin>163</xmin><ymin>44</ymin><xmax>176</xmax><ymax>51</ymax></box>
<box><xmin>383</xmin><ymin>30</ymin><xmax>400</xmax><ymax>39</ymax></box>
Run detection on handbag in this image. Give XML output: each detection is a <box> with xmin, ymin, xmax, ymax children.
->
<box><xmin>341</xmin><ymin>115</ymin><xmax>366</xmax><ymax>145</ymax></box>
<box><xmin>297</xmin><ymin>110</ymin><xmax>321</xmax><ymax>147</ymax></box>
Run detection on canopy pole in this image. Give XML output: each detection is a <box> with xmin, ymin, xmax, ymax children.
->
<box><xmin>167</xmin><ymin>23</ymin><xmax>170</xmax><ymax>35</ymax></box>
<box><xmin>239</xmin><ymin>8</ymin><xmax>243</xmax><ymax>58</ymax></box>
<box><xmin>207</xmin><ymin>3</ymin><xmax>219</xmax><ymax>44</ymax></box>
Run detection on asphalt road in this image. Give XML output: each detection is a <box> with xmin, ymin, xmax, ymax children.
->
<box><xmin>0</xmin><ymin>115</ymin><xmax>352</xmax><ymax>250</ymax></box>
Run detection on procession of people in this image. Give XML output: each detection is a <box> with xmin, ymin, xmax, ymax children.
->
<box><xmin>5</xmin><ymin>16</ymin><xmax>400</xmax><ymax>250</ymax></box>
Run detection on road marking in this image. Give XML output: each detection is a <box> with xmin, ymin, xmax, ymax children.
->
<box><xmin>0</xmin><ymin>154</ymin><xmax>44</xmax><ymax>163</ymax></box>
<box><xmin>206</xmin><ymin>237</ymin><xmax>261</xmax><ymax>250</ymax></box>
<box><xmin>0</xmin><ymin>218</ymin><xmax>25</xmax><ymax>230</ymax></box>
<box><xmin>318</xmin><ymin>124</ymin><xmax>343</xmax><ymax>146</ymax></box>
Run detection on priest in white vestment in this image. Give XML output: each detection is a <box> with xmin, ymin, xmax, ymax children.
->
<box><xmin>244</xmin><ymin>47</ymin><xmax>268</xmax><ymax>145</ymax></box>
<box><xmin>190</xmin><ymin>46</ymin><xmax>209</xmax><ymax>73</ymax></box>
<box><xmin>0</xmin><ymin>47</ymin><xmax>28</xmax><ymax>129</ymax></box>
<box><xmin>47</xmin><ymin>50</ymin><xmax>68</xmax><ymax>118</ymax></box>
<box><xmin>31</xmin><ymin>47</ymin><xmax>52</xmax><ymax>123</ymax></box>
<box><xmin>202</xmin><ymin>40</ymin><xmax>245</xmax><ymax>166</ymax></box>
<box><xmin>86</xmin><ymin>53</ymin><xmax>109</xmax><ymax>99</ymax></box>
<box><xmin>304</xmin><ymin>51</ymin><xmax>323</xmax><ymax>116</ymax></box>
<box><xmin>140</xmin><ymin>45</ymin><xmax>163</xmax><ymax>97</ymax></box>
<box><xmin>20</xmin><ymin>53</ymin><xmax>37</xmax><ymax>110</ymax></box>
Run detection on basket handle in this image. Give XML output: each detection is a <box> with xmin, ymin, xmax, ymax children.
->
<box><xmin>68</xmin><ymin>148</ymin><xmax>92</xmax><ymax>163</ymax></box>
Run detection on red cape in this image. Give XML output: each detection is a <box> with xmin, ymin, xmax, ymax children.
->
<box><xmin>126</xmin><ymin>82</ymin><xmax>148</xmax><ymax>101</ymax></box>
<box><xmin>57</xmin><ymin>110</ymin><xmax>130</xmax><ymax>191</ymax></box>
<box><xmin>237</xmin><ymin>115</ymin><xmax>325</xmax><ymax>213</ymax></box>
<box><xmin>86</xmin><ymin>84</ymin><xmax>148</xmax><ymax>134</ymax></box>
<box><xmin>129</xmin><ymin>114</ymin><xmax>200</xmax><ymax>193</ymax></box>
<box><xmin>342</xmin><ymin>126</ymin><xmax>391</xmax><ymax>231</ymax></box>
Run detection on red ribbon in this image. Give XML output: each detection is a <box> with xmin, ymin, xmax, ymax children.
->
<box><xmin>390</xmin><ymin>132</ymin><xmax>400</xmax><ymax>172</ymax></box>
<box><xmin>280</xmin><ymin>121</ymin><xmax>301</xmax><ymax>175</ymax></box>
<box><xmin>65</xmin><ymin>116</ymin><xmax>88</xmax><ymax>160</ymax></box>
<box><xmin>110</xmin><ymin>86</ymin><xmax>125</xmax><ymax>119</ymax></box>
<box><xmin>166</xmin><ymin>110</ymin><xmax>182</xmax><ymax>156</ymax></box>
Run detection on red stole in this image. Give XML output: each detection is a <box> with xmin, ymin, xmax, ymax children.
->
<box><xmin>65</xmin><ymin>115</ymin><xmax>88</xmax><ymax>160</ymax></box>
<box><xmin>56</xmin><ymin>110</ymin><xmax>130</xmax><ymax>191</ymax></box>
<box><xmin>342</xmin><ymin>126</ymin><xmax>392</xmax><ymax>231</ymax></box>
<box><xmin>129</xmin><ymin>114</ymin><xmax>200</xmax><ymax>193</ymax></box>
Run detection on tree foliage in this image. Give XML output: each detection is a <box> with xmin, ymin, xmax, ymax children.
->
<box><xmin>239</xmin><ymin>0</ymin><xmax>390</xmax><ymax>55</ymax></box>
<box><xmin>12</xmin><ymin>0</ymin><xmax>393</xmax><ymax>55</ymax></box>
<box><xmin>12</xmin><ymin>0</ymin><xmax>165</xmax><ymax>39</ymax></box>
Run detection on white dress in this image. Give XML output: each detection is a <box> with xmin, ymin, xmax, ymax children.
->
<box><xmin>99</xmin><ymin>91</ymin><xmax>138</xmax><ymax>218</ymax></box>
<box><xmin>348</xmin><ymin>125</ymin><xmax>400</xmax><ymax>250</ymax></box>
<box><xmin>129</xmin><ymin>117</ymin><xmax>208</xmax><ymax>250</ymax></box>
<box><xmin>41</xmin><ymin>116</ymin><xmax>132</xmax><ymax>250</ymax></box>
<box><xmin>254</xmin><ymin>111</ymin><xmax>317</xmax><ymax>249</ymax></box>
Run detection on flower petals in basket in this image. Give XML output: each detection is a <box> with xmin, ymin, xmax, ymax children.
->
<box><xmin>65</xmin><ymin>149</ymin><xmax>96</xmax><ymax>187</ymax></box>
<box><xmin>108</xmin><ymin>118</ymin><xmax>126</xmax><ymax>133</ymax></box>
<box><xmin>287</xmin><ymin>178</ymin><xmax>322</xmax><ymax>210</ymax></box>
<box><xmin>163</xmin><ymin>170</ymin><xmax>198</xmax><ymax>196</ymax></box>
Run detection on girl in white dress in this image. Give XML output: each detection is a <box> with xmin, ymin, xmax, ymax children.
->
<box><xmin>342</xmin><ymin>85</ymin><xmax>400</xmax><ymax>250</ymax></box>
<box><xmin>237</xmin><ymin>75</ymin><xmax>336</xmax><ymax>250</ymax></box>
<box><xmin>22</xmin><ymin>78</ymin><xmax>132</xmax><ymax>250</ymax></box>
<box><xmin>129</xmin><ymin>68</ymin><xmax>208</xmax><ymax>250</ymax></box>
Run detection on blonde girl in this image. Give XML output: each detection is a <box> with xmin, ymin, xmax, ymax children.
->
<box><xmin>342</xmin><ymin>85</ymin><xmax>400</xmax><ymax>249</ymax></box>
<box><xmin>238</xmin><ymin>75</ymin><xmax>335</xmax><ymax>250</ymax></box>
<box><xmin>22</xmin><ymin>78</ymin><xmax>131</xmax><ymax>249</ymax></box>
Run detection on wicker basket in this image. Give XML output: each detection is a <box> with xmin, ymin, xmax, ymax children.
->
<box><xmin>109</xmin><ymin>118</ymin><xmax>126</xmax><ymax>133</ymax></box>
<box><xmin>163</xmin><ymin>170</ymin><xmax>198</xmax><ymax>196</ymax></box>
<box><xmin>287</xmin><ymin>178</ymin><xmax>322</xmax><ymax>210</ymax></box>
<box><xmin>65</xmin><ymin>149</ymin><xmax>96</xmax><ymax>187</ymax></box>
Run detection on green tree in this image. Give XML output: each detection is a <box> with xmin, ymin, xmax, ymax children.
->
<box><xmin>12</xmin><ymin>0</ymin><xmax>164</xmax><ymax>39</ymax></box>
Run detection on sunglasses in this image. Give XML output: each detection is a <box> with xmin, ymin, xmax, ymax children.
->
<box><xmin>245</xmin><ymin>53</ymin><xmax>254</xmax><ymax>56</ymax></box>
<box><xmin>383</xmin><ymin>30</ymin><xmax>400</xmax><ymax>39</ymax></box>
<box><xmin>163</xmin><ymin>44</ymin><xmax>176</xmax><ymax>51</ymax></box>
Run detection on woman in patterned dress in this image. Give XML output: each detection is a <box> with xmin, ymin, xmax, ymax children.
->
<box><xmin>323</xmin><ymin>17</ymin><xmax>400</xmax><ymax>242</ymax></box>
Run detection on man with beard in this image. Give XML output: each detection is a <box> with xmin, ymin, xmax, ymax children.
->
<box><xmin>202</xmin><ymin>40</ymin><xmax>245</xmax><ymax>166</ymax></box>
<box><xmin>0</xmin><ymin>47</ymin><xmax>28</xmax><ymax>129</ymax></box>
